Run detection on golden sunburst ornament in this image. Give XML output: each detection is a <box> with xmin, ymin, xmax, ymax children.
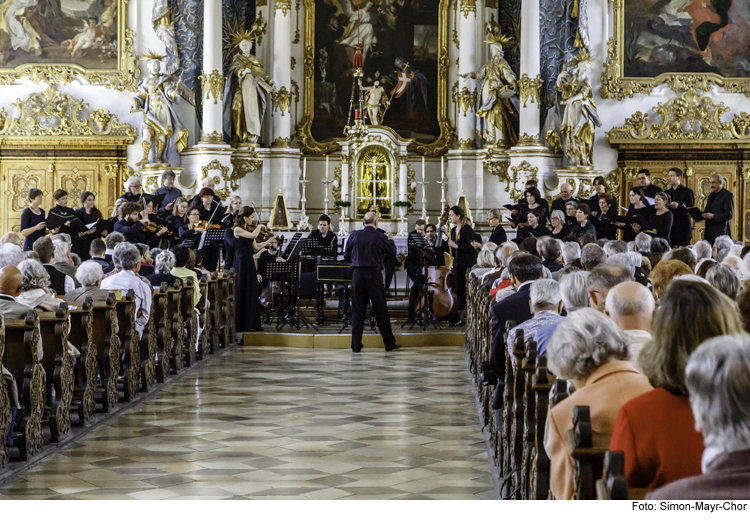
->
<box><xmin>223</xmin><ymin>18</ymin><xmax>257</xmax><ymax>55</ymax></box>
<box><xmin>485</xmin><ymin>29</ymin><xmax>513</xmax><ymax>48</ymax></box>
<box><xmin>141</xmin><ymin>49</ymin><xmax>166</xmax><ymax>62</ymax></box>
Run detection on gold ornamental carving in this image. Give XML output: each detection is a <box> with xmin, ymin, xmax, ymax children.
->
<box><xmin>0</xmin><ymin>1</ymin><xmax>139</xmax><ymax>92</ymax></box>
<box><xmin>291</xmin><ymin>57</ymin><xmax>297</xmax><ymax>70</ymax></box>
<box><xmin>274</xmin><ymin>86</ymin><xmax>291</xmax><ymax>116</ymax></box>
<box><xmin>508</xmin><ymin>161</ymin><xmax>538</xmax><ymax>201</ymax></box>
<box><xmin>459</xmin><ymin>0</ymin><xmax>477</xmax><ymax>18</ymax></box>
<box><xmin>458</xmin><ymin>87</ymin><xmax>477</xmax><ymax>116</ymax></box>
<box><xmin>485</xmin><ymin>0</ymin><xmax>498</xmax><ymax>7</ymax></box>
<box><xmin>600</xmin><ymin>0</ymin><xmax>750</xmax><ymax>100</ymax></box>
<box><xmin>230</xmin><ymin>155</ymin><xmax>262</xmax><ymax>192</ymax></box>
<box><xmin>299</xmin><ymin>0</ymin><xmax>453</xmax><ymax>157</ymax></box>
<box><xmin>457</xmin><ymin>138</ymin><xmax>477</xmax><ymax>150</ymax></box>
<box><xmin>484</xmin><ymin>150</ymin><xmax>510</xmax><ymax>183</ymax></box>
<box><xmin>271</xmin><ymin>136</ymin><xmax>292</xmax><ymax>148</ymax></box>
<box><xmin>201</xmin><ymin>160</ymin><xmax>231</xmax><ymax>200</ymax></box>
<box><xmin>275</xmin><ymin>0</ymin><xmax>291</xmax><ymax>16</ymax></box>
<box><xmin>0</xmin><ymin>87</ymin><xmax>135</xmax><ymax>142</ymax></box>
<box><xmin>606</xmin><ymin>90</ymin><xmax>750</xmax><ymax>144</ymax></box>
<box><xmin>407</xmin><ymin>164</ymin><xmax>417</xmax><ymax>214</ymax></box>
<box><xmin>201</xmin><ymin>131</ymin><xmax>225</xmax><ymax>144</ymax></box>
<box><xmin>341</xmin><ymin>154</ymin><xmax>350</xmax><ymax>164</ymax></box>
<box><xmin>199</xmin><ymin>70</ymin><xmax>226</xmax><ymax>104</ymax></box>
<box><xmin>517</xmin><ymin>74</ymin><xmax>542</xmax><ymax>108</ymax></box>
<box><xmin>332</xmin><ymin>165</ymin><xmax>342</xmax><ymax>212</ymax></box>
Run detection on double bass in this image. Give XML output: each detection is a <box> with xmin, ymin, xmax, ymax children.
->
<box><xmin>416</xmin><ymin>205</ymin><xmax>458</xmax><ymax>321</ymax></box>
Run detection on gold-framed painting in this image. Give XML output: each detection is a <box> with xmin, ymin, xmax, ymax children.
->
<box><xmin>600</xmin><ymin>0</ymin><xmax>750</xmax><ymax>100</ymax></box>
<box><xmin>0</xmin><ymin>0</ymin><xmax>138</xmax><ymax>91</ymax></box>
<box><xmin>297</xmin><ymin>0</ymin><xmax>453</xmax><ymax>157</ymax></box>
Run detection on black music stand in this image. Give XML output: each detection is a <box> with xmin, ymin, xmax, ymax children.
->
<box><xmin>281</xmin><ymin>233</ymin><xmax>302</xmax><ymax>260</ymax></box>
<box><xmin>402</xmin><ymin>238</ymin><xmax>441</xmax><ymax>331</ymax></box>
<box><xmin>275</xmin><ymin>236</ymin><xmax>318</xmax><ymax>331</ymax></box>
<box><xmin>262</xmin><ymin>263</ymin><xmax>291</xmax><ymax>325</ymax></box>
<box><xmin>200</xmin><ymin>227</ymin><xmax>226</xmax><ymax>249</ymax></box>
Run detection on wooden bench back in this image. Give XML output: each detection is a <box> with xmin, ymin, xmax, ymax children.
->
<box><xmin>37</xmin><ymin>304</ymin><xmax>73</xmax><ymax>442</ymax></box>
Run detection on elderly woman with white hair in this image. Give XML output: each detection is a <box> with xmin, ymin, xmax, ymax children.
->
<box><xmin>549</xmin><ymin>209</ymin><xmax>570</xmax><ymax>240</ymax></box>
<box><xmin>144</xmin><ymin>250</ymin><xmax>179</xmax><ymax>287</ymax></box>
<box><xmin>706</xmin><ymin>263</ymin><xmax>740</xmax><ymax>300</ymax></box>
<box><xmin>64</xmin><ymin>261</ymin><xmax>113</xmax><ymax>303</ymax></box>
<box><xmin>650</xmin><ymin>334</ymin><xmax>750</xmax><ymax>499</ymax></box>
<box><xmin>101</xmin><ymin>242</ymin><xmax>153</xmax><ymax>337</ymax></box>
<box><xmin>0</xmin><ymin>243</ymin><xmax>24</xmax><ymax>268</ymax></box>
<box><xmin>545</xmin><ymin>308</ymin><xmax>653</xmax><ymax>500</ymax></box>
<box><xmin>120</xmin><ymin>175</ymin><xmax>145</xmax><ymax>203</ymax></box>
<box><xmin>471</xmin><ymin>248</ymin><xmax>496</xmax><ymax>277</ymax></box>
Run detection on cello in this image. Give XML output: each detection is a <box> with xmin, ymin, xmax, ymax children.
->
<box><xmin>416</xmin><ymin>205</ymin><xmax>459</xmax><ymax>321</ymax></box>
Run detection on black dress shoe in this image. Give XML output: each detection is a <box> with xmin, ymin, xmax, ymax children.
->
<box><xmin>451</xmin><ymin>319</ymin><xmax>465</xmax><ymax>327</ymax></box>
<box><xmin>352</xmin><ymin>347</ymin><xmax>362</xmax><ymax>353</ymax></box>
<box><xmin>385</xmin><ymin>344</ymin><xmax>401</xmax><ymax>351</ymax></box>
<box><xmin>384</xmin><ymin>290</ymin><xmax>394</xmax><ymax>298</ymax></box>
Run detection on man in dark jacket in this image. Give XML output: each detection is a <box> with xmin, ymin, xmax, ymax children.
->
<box><xmin>665</xmin><ymin>167</ymin><xmax>695</xmax><ymax>247</ymax></box>
<box><xmin>702</xmin><ymin>173</ymin><xmax>734</xmax><ymax>245</ymax></box>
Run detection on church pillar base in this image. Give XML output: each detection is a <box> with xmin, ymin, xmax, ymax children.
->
<box><xmin>553</xmin><ymin>167</ymin><xmax>604</xmax><ymax>201</ymax></box>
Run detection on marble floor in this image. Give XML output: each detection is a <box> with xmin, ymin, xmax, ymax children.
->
<box><xmin>0</xmin><ymin>346</ymin><xmax>497</xmax><ymax>500</ymax></box>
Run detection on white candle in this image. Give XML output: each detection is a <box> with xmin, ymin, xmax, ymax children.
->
<box><xmin>441</xmin><ymin>155</ymin><xmax>444</xmax><ymax>182</ymax></box>
<box><xmin>422</xmin><ymin>156</ymin><xmax>425</xmax><ymax>181</ymax></box>
<box><xmin>303</xmin><ymin>157</ymin><xmax>306</xmax><ymax>181</ymax></box>
<box><xmin>325</xmin><ymin>155</ymin><xmax>329</xmax><ymax>183</ymax></box>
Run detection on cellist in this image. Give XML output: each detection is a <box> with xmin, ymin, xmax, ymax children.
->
<box><xmin>441</xmin><ymin>205</ymin><xmax>476</xmax><ymax>327</ymax></box>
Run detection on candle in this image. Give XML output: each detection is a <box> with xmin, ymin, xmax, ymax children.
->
<box><xmin>303</xmin><ymin>157</ymin><xmax>306</xmax><ymax>181</ymax></box>
<box><xmin>422</xmin><ymin>156</ymin><xmax>425</xmax><ymax>181</ymax></box>
<box><xmin>325</xmin><ymin>155</ymin><xmax>329</xmax><ymax>183</ymax></box>
<box><xmin>441</xmin><ymin>155</ymin><xmax>444</xmax><ymax>182</ymax></box>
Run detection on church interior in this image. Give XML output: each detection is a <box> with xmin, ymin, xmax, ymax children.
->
<box><xmin>1</xmin><ymin>0</ymin><xmax>750</xmax><ymax>505</ymax></box>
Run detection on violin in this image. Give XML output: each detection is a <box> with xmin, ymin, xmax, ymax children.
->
<box><xmin>248</xmin><ymin>223</ymin><xmax>275</xmax><ymax>242</ymax></box>
<box><xmin>195</xmin><ymin>220</ymin><xmax>222</xmax><ymax>230</ymax></box>
<box><xmin>144</xmin><ymin>221</ymin><xmax>172</xmax><ymax>236</ymax></box>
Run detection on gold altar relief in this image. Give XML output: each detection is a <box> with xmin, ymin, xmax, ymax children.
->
<box><xmin>0</xmin><ymin>87</ymin><xmax>135</xmax><ymax>237</ymax></box>
<box><xmin>356</xmin><ymin>146</ymin><xmax>393</xmax><ymax>220</ymax></box>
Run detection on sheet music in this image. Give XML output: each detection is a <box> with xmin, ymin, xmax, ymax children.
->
<box><xmin>199</xmin><ymin>230</ymin><xmax>208</xmax><ymax>250</ymax></box>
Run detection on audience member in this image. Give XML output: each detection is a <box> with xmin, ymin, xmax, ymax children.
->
<box><xmin>651</xmin><ymin>237</ymin><xmax>671</xmax><ymax>254</ymax></box>
<box><xmin>0</xmin><ymin>232</ymin><xmax>22</xmax><ymax>247</ymax></box>
<box><xmin>610</xmin><ymin>281</ymin><xmax>744</xmax><ymax>490</ymax></box>
<box><xmin>667</xmin><ymin>246</ymin><xmax>697</xmax><ymax>271</ymax></box>
<box><xmin>586</xmin><ymin>264</ymin><xmax>633</xmax><ymax>309</ymax></box>
<box><xmin>506</xmin><ymin>279</ymin><xmax>564</xmax><ymax>362</ymax></box>
<box><xmin>606</xmin><ymin>254</ymin><xmax>636</xmax><ymax>279</ymax></box>
<box><xmin>695</xmin><ymin>258</ymin><xmax>717</xmax><ymax>278</ymax></box>
<box><xmin>88</xmin><ymin>239</ymin><xmax>112</xmax><ymax>273</ymax></box>
<box><xmin>16</xmin><ymin>259</ymin><xmax>65</xmax><ymax>311</ymax></box>
<box><xmin>650</xmin><ymin>334</ymin><xmax>750</xmax><ymax>499</ymax></box>
<box><xmin>604</xmin><ymin>240</ymin><xmax>627</xmax><ymax>257</ymax></box>
<box><xmin>53</xmin><ymin>238</ymin><xmax>81</xmax><ymax>289</ymax></box>
<box><xmin>581</xmin><ymin>244</ymin><xmax>605</xmax><ymax>271</ymax></box>
<box><xmin>650</xmin><ymin>259</ymin><xmax>692</xmax><ymax>301</ymax></box>
<box><xmin>64</xmin><ymin>261</ymin><xmax>113</xmax><ymax>303</ymax></box>
<box><xmin>535</xmin><ymin>270</ymin><xmax>590</xmax><ymax>355</ymax></box>
<box><xmin>101</xmin><ymin>242</ymin><xmax>152</xmax><ymax>337</ymax></box>
<box><xmin>706</xmin><ymin>263</ymin><xmax>740</xmax><ymax>300</ymax></box>
<box><xmin>546</xmin><ymin>309</ymin><xmax>652</xmax><ymax>500</ymax></box>
<box><xmin>635</xmin><ymin>233</ymin><xmax>652</xmax><ymax>256</ymax></box>
<box><xmin>738</xmin><ymin>285</ymin><xmax>750</xmax><ymax>333</ymax></box>
<box><xmin>145</xmin><ymin>250</ymin><xmax>179</xmax><ymax>288</ymax></box>
<box><xmin>605</xmin><ymin>282</ymin><xmax>654</xmax><ymax>370</ymax></box>
<box><xmin>0</xmin><ymin>243</ymin><xmax>23</xmax><ymax>268</ymax></box>
<box><xmin>170</xmin><ymin>245</ymin><xmax>201</xmax><ymax>308</ymax></box>
<box><xmin>693</xmin><ymin>240</ymin><xmax>712</xmax><ymax>262</ymax></box>
<box><xmin>539</xmin><ymin>238</ymin><xmax>563</xmax><ymax>273</ymax></box>
<box><xmin>104</xmin><ymin>232</ymin><xmax>125</xmax><ymax>264</ymax></box>
<box><xmin>33</xmin><ymin>237</ymin><xmax>72</xmax><ymax>295</ymax></box>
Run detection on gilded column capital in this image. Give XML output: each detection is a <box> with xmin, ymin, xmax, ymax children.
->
<box><xmin>457</xmin><ymin>138</ymin><xmax>477</xmax><ymax>150</ymax></box>
<box><xmin>275</xmin><ymin>0</ymin><xmax>291</xmax><ymax>16</ymax></box>
<box><xmin>271</xmin><ymin>137</ymin><xmax>292</xmax><ymax>148</ymax></box>
<box><xmin>517</xmin><ymin>74</ymin><xmax>542</xmax><ymax>108</ymax></box>
<box><xmin>199</xmin><ymin>70</ymin><xmax>226</xmax><ymax>104</ymax></box>
<box><xmin>459</xmin><ymin>0</ymin><xmax>476</xmax><ymax>18</ymax></box>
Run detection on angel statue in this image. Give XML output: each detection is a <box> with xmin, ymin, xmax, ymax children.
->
<box><xmin>131</xmin><ymin>51</ymin><xmax>190</xmax><ymax>168</ymax></box>
<box><xmin>223</xmin><ymin>27</ymin><xmax>275</xmax><ymax>145</ymax></box>
<box><xmin>553</xmin><ymin>51</ymin><xmax>601</xmax><ymax>167</ymax></box>
<box><xmin>460</xmin><ymin>31</ymin><xmax>519</xmax><ymax>148</ymax></box>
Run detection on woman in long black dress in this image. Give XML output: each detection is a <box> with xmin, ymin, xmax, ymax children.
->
<box><xmin>615</xmin><ymin>186</ymin><xmax>653</xmax><ymax>242</ymax></box>
<box><xmin>20</xmin><ymin>188</ymin><xmax>47</xmax><ymax>251</ymax></box>
<box><xmin>643</xmin><ymin>192</ymin><xmax>674</xmax><ymax>242</ymax></box>
<box><xmin>166</xmin><ymin>197</ymin><xmax>189</xmax><ymax>247</ymax></box>
<box><xmin>75</xmin><ymin>191</ymin><xmax>105</xmax><ymax>260</ymax></box>
<box><xmin>233</xmin><ymin>206</ymin><xmax>275</xmax><ymax>332</ymax></box>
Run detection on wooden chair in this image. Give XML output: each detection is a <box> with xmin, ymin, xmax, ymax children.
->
<box><xmin>3</xmin><ymin>311</ymin><xmax>45</xmax><ymax>460</ymax></box>
<box><xmin>66</xmin><ymin>298</ymin><xmax>97</xmax><ymax>425</ymax></box>
<box><xmin>596</xmin><ymin>451</ymin><xmax>649</xmax><ymax>500</ymax></box>
<box><xmin>89</xmin><ymin>294</ymin><xmax>120</xmax><ymax>413</ymax></box>
<box><xmin>182</xmin><ymin>278</ymin><xmax>199</xmax><ymax>366</ymax></box>
<box><xmin>114</xmin><ymin>290</ymin><xmax>139</xmax><ymax>402</ymax></box>
<box><xmin>139</xmin><ymin>288</ymin><xmax>158</xmax><ymax>392</ymax></box>
<box><xmin>568</xmin><ymin>405</ymin><xmax>611</xmax><ymax>500</ymax></box>
<box><xmin>37</xmin><ymin>305</ymin><xmax>74</xmax><ymax>442</ymax></box>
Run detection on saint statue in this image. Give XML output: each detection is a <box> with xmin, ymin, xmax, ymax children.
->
<box><xmin>223</xmin><ymin>35</ymin><xmax>275</xmax><ymax>145</ymax></box>
<box><xmin>461</xmin><ymin>32</ymin><xmax>519</xmax><ymax>148</ymax></box>
<box><xmin>554</xmin><ymin>51</ymin><xmax>601</xmax><ymax>167</ymax></box>
<box><xmin>131</xmin><ymin>52</ymin><xmax>189</xmax><ymax>168</ymax></box>
<box><xmin>362</xmin><ymin>81</ymin><xmax>386</xmax><ymax>126</ymax></box>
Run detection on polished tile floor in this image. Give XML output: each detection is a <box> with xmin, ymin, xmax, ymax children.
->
<box><xmin>0</xmin><ymin>346</ymin><xmax>496</xmax><ymax>500</ymax></box>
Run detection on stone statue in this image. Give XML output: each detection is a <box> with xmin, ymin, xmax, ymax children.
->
<box><xmin>223</xmin><ymin>37</ymin><xmax>275</xmax><ymax>145</ymax></box>
<box><xmin>131</xmin><ymin>53</ymin><xmax>189</xmax><ymax>168</ymax></box>
<box><xmin>461</xmin><ymin>33</ymin><xmax>519</xmax><ymax>148</ymax></box>
<box><xmin>362</xmin><ymin>81</ymin><xmax>386</xmax><ymax>126</ymax></box>
<box><xmin>553</xmin><ymin>51</ymin><xmax>601</xmax><ymax>167</ymax></box>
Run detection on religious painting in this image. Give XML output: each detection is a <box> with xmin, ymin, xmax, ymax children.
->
<box><xmin>300</xmin><ymin>0</ymin><xmax>451</xmax><ymax>157</ymax></box>
<box><xmin>0</xmin><ymin>0</ymin><xmax>137</xmax><ymax>90</ymax></box>
<box><xmin>601</xmin><ymin>0</ymin><xmax>750</xmax><ymax>99</ymax></box>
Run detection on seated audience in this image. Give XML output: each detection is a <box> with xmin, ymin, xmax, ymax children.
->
<box><xmin>471</xmin><ymin>248</ymin><xmax>496</xmax><ymax>277</ymax></box>
<box><xmin>536</xmin><ymin>270</ymin><xmax>590</xmax><ymax>355</ymax></box>
<box><xmin>88</xmin><ymin>239</ymin><xmax>112</xmax><ymax>273</ymax></box>
<box><xmin>738</xmin><ymin>285</ymin><xmax>750</xmax><ymax>333</ymax></box>
<box><xmin>145</xmin><ymin>250</ymin><xmax>179</xmax><ymax>287</ymax></box>
<box><xmin>539</xmin><ymin>238</ymin><xmax>563</xmax><ymax>273</ymax></box>
<box><xmin>104</xmin><ymin>231</ymin><xmax>125</xmax><ymax>264</ymax></box>
<box><xmin>33</xmin><ymin>237</ymin><xmax>73</xmax><ymax>295</ymax></box>
<box><xmin>695</xmin><ymin>258</ymin><xmax>716</xmax><ymax>278</ymax></box>
<box><xmin>136</xmin><ymin>243</ymin><xmax>155</xmax><ymax>276</ymax></box>
<box><xmin>604</xmin><ymin>281</ymin><xmax>654</xmax><ymax>370</ymax></box>
<box><xmin>693</xmin><ymin>240</ymin><xmax>712</xmax><ymax>262</ymax></box>
<box><xmin>1</xmin><ymin>232</ymin><xmax>22</xmax><ymax>247</ymax></box>
<box><xmin>52</xmin><ymin>237</ymin><xmax>81</xmax><ymax>288</ymax></box>
<box><xmin>603</xmin><ymin>240</ymin><xmax>627</xmax><ymax>257</ymax></box>
<box><xmin>706</xmin><ymin>263</ymin><xmax>740</xmax><ymax>300</ymax></box>
<box><xmin>610</xmin><ymin>281</ymin><xmax>744</xmax><ymax>490</ymax></box>
<box><xmin>101</xmin><ymin>242</ymin><xmax>153</xmax><ymax>337</ymax></box>
<box><xmin>506</xmin><ymin>279</ymin><xmax>564</xmax><ymax>363</ymax></box>
<box><xmin>650</xmin><ymin>334</ymin><xmax>750</xmax><ymax>499</ymax></box>
<box><xmin>713</xmin><ymin>235</ymin><xmax>733</xmax><ymax>262</ymax></box>
<box><xmin>634</xmin><ymin>233</ymin><xmax>651</xmax><ymax>256</ymax></box>
<box><xmin>581</xmin><ymin>244</ymin><xmax>605</xmax><ymax>271</ymax></box>
<box><xmin>586</xmin><ymin>264</ymin><xmax>633</xmax><ymax>310</ymax></box>
<box><xmin>667</xmin><ymin>246</ymin><xmax>697</xmax><ymax>271</ymax></box>
<box><xmin>170</xmin><ymin>245</ymin><xmax>201</xmax><ymax>309</ymax></box>
<box><xmin>64</xmin><ymin>261</ymin><xmax>113</xmax><ymax>303</ymax></box>
<box><xmin>0</xmin><ymin>243</ymin><xmax>23</xmax><ymax>268</ymax></box>
<box><xmin>650</xmin><ymin>259</ymin><xmax>692</xmax><ymax>301</ymax></box>
<box><xmin>546</xmin><ymin>309</ymin><xmax>653</xmax><ymax>500</ymax></box>
<box><xmin>17</xmin><ymin>259</ymin><xmax>66</xmax><ymax>311</ymax></box>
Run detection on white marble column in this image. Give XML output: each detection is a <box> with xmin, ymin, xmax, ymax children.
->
<box><xmin>518</xmin><ymin>0</ymin><xmax>541</xmax><ymax>143</ymax></box>
<box><xmin>271</xmin><ymin>0</ymin><xmax>292</xmax><ymax>147</ymax></box>
<box><xmin>200</xmin><ymin>0</ymin><xmax>225</xmax><ymax>141</ymax></box>
<box><xmin>457</xmin><ymin>1</ymin><xmax>477</xmax><ymax>149</ymax></box>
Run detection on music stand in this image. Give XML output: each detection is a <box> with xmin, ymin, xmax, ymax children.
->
<box><xmin>275</xmin><ymin>236</ymin><xmax>318</xmax><ymax>331</ymax></box>
<box><xmin>281</xmin><ymin>233</ymin><xmax>302</xmax><ymax>260</ymax></box>
<box><xmin>262</xmin><ymin>263</ymin><xmax>292</xmax><ymax>325</ymax></box>
<box><xmin>200</xmin><ymin>227</ymin><xmax>225</xmax><ymax>250</ymax></box>
<box><xmin>402</xmin><ymin>238</ymin><xmax>441</xmax><ymax>331</ymax></box>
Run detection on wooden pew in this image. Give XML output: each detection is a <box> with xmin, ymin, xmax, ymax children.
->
<box><xmin>500</xmin><ymin>321</ymin><xmax>517</xmax><ymax>494</ymax></box>
<box><xmin>207</xmin><ymin>273</ymin><xmax>221</xmax><ymax>354</ymax></box>
<box><xmin>596</xmin><ymin>451</ymin><xmax>649</xmax><ymax>500</ymax></box>
<box><xmin>0</xmin><ymin>313</ymin><xmax>8</xmax><ymax>467</ymax></box>
<box><xmin>89</xmin><ymin>294</ymin><xmax>120</xmax><ymax>413</ymax></box>
<box><xmin>66</xmin><ymin>298</ymin><xmax>97</xmax><ymax>425</ymax></box>
<box><xmin>182</xmin><ymin>278</ymin><xmax>199</xmax><ymax>366</ymax></box>
<box><xmin>167</xmin><ymin>281</ymin><xmax>185</xmax><ymax>375</ymax></box>
<box><xmin>520</xmin><ymin>340</ymin><xmax>538</xmax><ymax>500</ymax></box>
<box><xmin>197</xmin><ymin>277</ymin><xmax>211</xmax><ymax>359</ymax></box>
<box><xmin>114</xmin><ymin>290</ymin><xmax>139</xmax><ymax>402</ymax></box>
<box><xmin>139</xmin><ymin>287</ymin><xmax>158</xmax><ymax>392</ymax></box>
<box><xmin>37</xmin><ymin>305</ymin><xmax>74</xmax><ymax>442</ymax></box>
<box><xmin>509</xmin><ymin>331</ymin><xmax>528</xmax><ymax>500</ymax></box>
<box><xmin>3</xmin><ymin>311</ymin><xmax>45</xmax><ymax>460</ymax></box>
<box><xmin>529</xmin><ymin>355</ymin><xmax>556</xmax><ymax>500</ymax></box>
<box><xmin>568</xmin><ymin>405</ymin><xmax>611</xmax><ymax>500</ymax></box>
<box><xmin>226</xmin><ymin>270</ymin><xmax>236</xmax><ymax>343</ymax></box>
<box><xmin>215</xmin><ymin>272</ymin><xmax>230</xmax><ymax>349</ymax></box>
<box><xmin>151</xmin><ymin>282</ymin><xmax>171</xmax><ymax>383</ymax></box>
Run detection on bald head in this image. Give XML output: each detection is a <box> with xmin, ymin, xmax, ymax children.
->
<box><xmin>605</xmin><ymin>281</ymin><xmax>654</xmax><ymax>332</ymax></box>
<box><xmin>363</xmin><ymin>211</ymin><xmax>378</xmax><ymax>226</ymax></box>
<box><xmin>0</xmin><ymin>265</ymin><xmax>22</xmax><ymax>297</ymax></box>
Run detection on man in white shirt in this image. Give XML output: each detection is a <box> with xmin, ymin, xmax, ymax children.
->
<box><xmin>101</xmin><ymin>242</ymin><xmax>152</xmax><ymax>337</ymax></box>
<box><xmin>604</xmin><ymin>281</ymin><xmax>654</xmax><ymax>372</ymax></box>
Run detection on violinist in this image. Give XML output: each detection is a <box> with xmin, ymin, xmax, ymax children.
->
<box><xmin>223</xmin><ymin>196</ymin><xmax>242</xmax><ymax>271</ymax></box>
<box><xmin>166</xmin><ymin>197</ymin><xmax>189</xmax><ymax>247</ymax></box>
<box><xmin>179</xmin><ymin>207</ymin><xmax>206</xmax><ymax>247</ymax></box>
<box><xmin>195</xmin><ymin>188</ymin><xmax>224</xmax><ymax>271</ymax></box>
<box><xmin>234</xmin><ymin>206</ymin><xmax>275</xmax><ymax>332</ymax></box>
<box><xmin>154</xmin><ymin>169</ymin><xmax>183</xmax><ymax>216</ymax></box>
<box><xmin>115</xmin><ymin>202</ymin><xmax>168</xmax><ymax>246</ymax></box>
<box><xmin>441</xmin><ymin>205</ymin><xmax>476</xmax><ymax>327</ymax></box>
<box><xmin>307</xmin><ymin>214</ymin><xmax>337</xmax><ymax>258</ymax></box>
<box><xmin>223</xmin><ymin>195</ymin><xmax>243</xmax><ymax>228</ymax></box>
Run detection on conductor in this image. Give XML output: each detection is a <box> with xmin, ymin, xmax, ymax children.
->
<box><xmin>345</xmin><ymin>211</ymin><xmax>400</xmax><ymax>353</ymax></box>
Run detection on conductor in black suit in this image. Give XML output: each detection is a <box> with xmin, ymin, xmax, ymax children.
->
<box><xmin>702</xmin><ymin>173</ymin><xmax>734</xmax><ymax>245</ymax></box>
<box><xmin>344</xmin><ymin>212</ymin><xmax>400</xmax><ymax>353</ymax></box>
<box><xmin>489</xmin><ymin>253</ymin><xmax>544</xmax><ymax>422</ymax></box>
